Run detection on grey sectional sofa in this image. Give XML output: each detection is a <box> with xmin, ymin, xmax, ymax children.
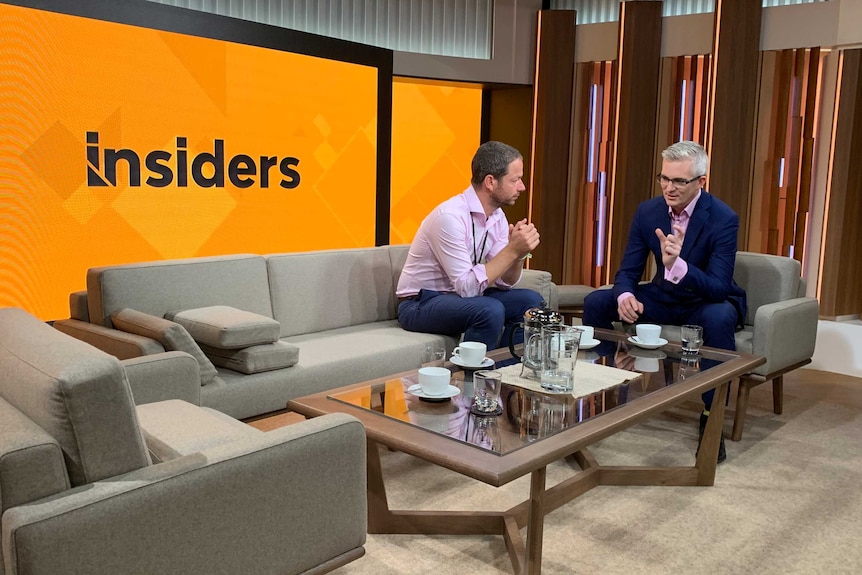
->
<box><xmin>1</xmin><ymin>307</ymin><xmax>367</xmax><ymax>575</ymax></box>
<box><xmin>55</xmin><ymin>245</ymin><xmax>557</xmax><ymax>420</ymax></box>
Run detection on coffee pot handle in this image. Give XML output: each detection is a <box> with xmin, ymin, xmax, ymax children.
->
<box><xmin>506</xmin><ymin>322</ymin><xmax>524</xmax><ymax>360</ymax></box>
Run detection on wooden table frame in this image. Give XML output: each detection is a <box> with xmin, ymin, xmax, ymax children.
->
<box><xmin>287</xmin><ymin>331</ymin><xmax>764</xmax><ymax>574</ymax></box>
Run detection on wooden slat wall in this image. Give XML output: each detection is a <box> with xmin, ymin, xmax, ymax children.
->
<box><xmin>566</xmin><ymin>61</ymin><xmax>615</xmax><ymax>287</ymax></box>
<box><xmin>819</xmin><ymin>49</ymin><xmax>862</xmax><ymax>319</ymax></box>
<box><xmin>529</xmin><ymin>10</ymin><xmax>577</xmax><ymax>281</ymax></box>
<box><xmin>605</xmin><ymin>0</ymin><xmax>662</xmax><ymax>283</ymax></box>
<box><xmin>705</xmin><ymin>0</ymin><xmax>762</xmax><ymax>249</ymax></box>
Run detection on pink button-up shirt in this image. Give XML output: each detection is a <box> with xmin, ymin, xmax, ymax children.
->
<box><xmin>396</xmin><ymin>186</ymin><xmax>519</xmax><ymax>298</ymax></box>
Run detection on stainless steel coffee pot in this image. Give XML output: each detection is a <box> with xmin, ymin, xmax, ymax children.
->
<box><xmin>507</xmin><ymin>306</ymin><xmax>563</xmax><ymax>378</ymax></box>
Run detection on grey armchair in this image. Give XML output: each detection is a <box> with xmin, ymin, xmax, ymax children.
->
<box><xmin>658</xmin><ymin>252</ymin><xmax>819</xmax><ymax>441</ymax></box>
<box><xmin>0</xmin><ymin>307</ymin><xmax>367</xmax><ymax>575</ymax></box>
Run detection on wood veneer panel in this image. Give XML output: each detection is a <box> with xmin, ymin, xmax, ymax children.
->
<box><xmin>820</xmin><ymin>49</ymin><xmax>862</xmax><ymax>318</ymax></box>
<box><xmin>529</xmin><ymin>10</ymin><xmax>576</xmax><ymax>281</ymax></box>
<box><xmin>706</xmin><ymin>0</ymin><xmax>762</xmax><ymax>250</ymax></box>
<box><xmin>606</xmin><ymin>1</ymin><xmax>662</xmax><ymax>282</ymax></box>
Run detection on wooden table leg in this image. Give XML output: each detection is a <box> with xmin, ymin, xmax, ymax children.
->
<box><xmin>524</xmin><ymin>466</ymin><xmax>547</xmax><ymax>575</ymax></box>
<box><xmin>696</xmin><ymin>380</ymin><xmax>728</xmax><ymax>486</ymax></box>
<box><xmin>366</xmin><ymin>438</ymin><xmax>391</xmax><ymax>532</ymax></box>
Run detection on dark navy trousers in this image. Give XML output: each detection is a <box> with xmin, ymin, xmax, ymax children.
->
<box><xmin>398</xmin><ymin>288</ymin><xmax>545</xmax><ymax>350</ymax></box>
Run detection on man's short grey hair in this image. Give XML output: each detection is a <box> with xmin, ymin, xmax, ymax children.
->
<box><xmin>471</xmin><ymin>141</ymin><xmax>522</xmax><ymax>186</ymax></box>
<box><xmin>662</xmin><ymin>140</ymin><xmax>709</xmax><ymax>178</ymax></box>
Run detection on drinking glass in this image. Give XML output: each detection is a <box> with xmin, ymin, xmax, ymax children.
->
<box><xmin>472</xmin><ymin>370</ymin><xmax>503</xmax><ymax>414</ymax></box>
<box><xmin>680</xmin><ymin>325</ymin><xmax>703</xmax><ymax>354</ymax></box>
<box><xmin>422</xmin><ymin>344</ymin><xmax>447</xmax><ymax>368</ymax></box>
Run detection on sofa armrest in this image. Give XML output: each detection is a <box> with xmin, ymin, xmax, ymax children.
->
<box><xmin>2</xmin><ymin>413</ymin><xmax>367</xmax><ymax>575</ymax></box>
<box><xmin>53</xmin><ymin>319</ymin><xmax>166</xmax><ymax>360</ymax></box>
<box><xmin>121</xmin><ymin>352</ymin><xmax>201</xmax><ymax>406</ymax></box>
<box><xmin>751</xmin><ymin>297</ymin><xmax>819</xmax><ymax>376</ymax></box>
<box><xmin>516</xmin><ymin>269</ymin><xmax>557</xmax><ymax>310</ymax></box>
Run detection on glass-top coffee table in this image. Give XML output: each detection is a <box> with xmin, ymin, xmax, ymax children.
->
<box><xmin>287</xmin><ymin>328</ymin><xmax>764</xmax><ymax>575</ymax></box>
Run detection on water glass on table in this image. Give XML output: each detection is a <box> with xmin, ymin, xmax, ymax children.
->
<box><xmin>472</xmin><ymin>370</ymin><xmax>503</xmax><ymax>414</ymax></box>
<box><xmin>680</xmin><ymin>324</ymin><xmax>703</xmax><ymax>354</ymax></box>
<box><xmin>422</xmin><ymin>344</ymin><xmax>447</xmax><ymax>368</ymax></box>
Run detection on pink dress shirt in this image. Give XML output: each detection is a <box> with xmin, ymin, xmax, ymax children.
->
<box><xmin>618</xmin><ymin>190</ymin><xmax>701</xmax><ymax>306</ymax></box>
<box><xmin>396</xmin><ymin>186</ymin><xmax>520</xmax><ymax>298</ymax></box>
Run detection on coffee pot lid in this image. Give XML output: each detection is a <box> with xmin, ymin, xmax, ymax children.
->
<box><xmin>523</xmin><ymin>306</ymin><xmax>563</xmax><ymax>325</ymax></box>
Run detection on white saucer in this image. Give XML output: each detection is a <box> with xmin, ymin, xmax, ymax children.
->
<box><xmin>406</xmin><ymin>384</ymin><xmax>461</xmax><ymax>400</ymax></box>
<box><xmin>579</xmin><ymin>338</ymin><xmax>601</xmax><ymax>350</ymax></box>
<box><xmin>449</xmin><ymin>356</ymin><xmax>494</xmax><ymax>369</ymax></box>
<box><xmin>627</xmin><ymin>335</ymin><xmax>668</xmax><ymax>350</ymax></box>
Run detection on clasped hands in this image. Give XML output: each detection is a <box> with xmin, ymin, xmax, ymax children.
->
<box><xmin>508</xmin><ymin>218</ymin><xmax>540</xmax><ymax>259</ymax></box>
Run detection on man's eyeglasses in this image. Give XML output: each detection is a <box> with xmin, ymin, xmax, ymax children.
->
<box><xmin>655</xmin><ymin>174</ymin><xmax>704</xmax><ymax>190</ymax></box>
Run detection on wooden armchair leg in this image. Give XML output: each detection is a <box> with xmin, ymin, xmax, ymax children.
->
<box><xmin>772</xmin><ymin>375</ymin><xmax>783</xmax><ymax>414</ymax></box>
<box><xmin>731</xmin><ymin>378</ymin><xmax>752</xmax><ymax>442</ymax></box>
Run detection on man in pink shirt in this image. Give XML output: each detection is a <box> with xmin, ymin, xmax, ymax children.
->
<box><xmin>583</xmin><ymin>141</ymin><xmax>746</xmax><ymax>463</ymax></box>
<box><xmin>396</xmin><ymin>141</ymin><xmax>544</xmax><ymax>350</ymax></box>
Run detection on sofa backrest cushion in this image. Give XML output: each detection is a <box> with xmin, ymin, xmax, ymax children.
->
<box><xmin>87</xmin><ymin>255</ymin><xmax>273</xmax><ymax>328</ymax></box>
<box><xmin>388</xmin><ymin>244</ymin><xmax>410</xmax><ymax>288</ymax></box>
<box><xmin>267</xmin><ymin>247</ymin><xmax>397</xmax><ymax>337</ymax></box>
<box><xmin>733</xmin><ymin>252</ymin><xmax>802</xmax><ymax>326</ymax></box>
<box><xmin>0</xmin><ymin>308</ymin><xmax>150</xmax><ymax>487</ymax></box>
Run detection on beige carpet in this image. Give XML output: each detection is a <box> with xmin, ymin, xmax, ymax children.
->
<box><xmin>327</xmin><ymin>369</ymin><xmax>862</xmax><ymax>574</ymax></box>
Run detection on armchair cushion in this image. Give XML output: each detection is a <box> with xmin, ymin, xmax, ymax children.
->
<box><xmin>733</xmin><ymin>251</ymin><xmax>802</xmax><ymax>326</ymax></box>
<box><xmin>135</xmin><ymin>400</ymin><xmax>262</xmax><ymax>462</ymax></box>
<box><xmin>166</xmin><ymin>305</ymin><xmax>280</xmax><ymax>349</ymax></box>
<box><xmin>0</xmin><ymin>398</ymin><xmax>69</xmax><ymax>513</ymax></box>
<box><xmin>199</xmin><ymin>340</ymin><xmax>300</xmax><ymax>374</ymax></box>
<box><xmin>111</xmin><ymin>308</ymin><xmax>219</xmax><ymax>386</ymax></box>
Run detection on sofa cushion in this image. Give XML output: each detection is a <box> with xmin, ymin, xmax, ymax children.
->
<box><xmin>111</xmin><ymin>308</ymin><xmax>219</xmax><ymax>386</ymax></box>
<box><xmin>266</xmin><ymin>247</ymin><xmax>398</xmax><ymax>337</ymax></box>
<box><xmin>200</xmin><ymin>341</ymin><xmax>300</xmax><ymax>374</ymax></box>
<box><xmin>166</xmin><ymin>305</ymin><xmax>280</xmax><ymax>349</ymax></box>
<box><xmin>0</xmin><ymin>308</ymin><xmax>151</xmax><ymax>487</ymax></box>
<box><xmin>86</xmin><ymin>254</ymin><xmax>273</xmax><ymax>328</ymax></box>
<box><xmin>135</xmin><ymin>399</ymin><xmax>262</xmax><ymax>463</ymax></box>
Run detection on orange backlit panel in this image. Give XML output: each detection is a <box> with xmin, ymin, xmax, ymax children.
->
<box><xmin>389</xmin><ymin>78</ymin><xmax>482</xmax><ymax>245</ymax></box>
<box><xmin>0</xmin><ymin>3</ymin><xmax>379</xmax><ymax>319</ymax></box>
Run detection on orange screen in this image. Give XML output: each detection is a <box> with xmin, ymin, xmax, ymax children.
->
<box><xmin>389</xmin><ymin>78</ymin><xmax>483</xmax><ymax>245</ymax></box>
<box><xmin>0</xmin><ymin>3</ymin><xmax>379</xmax><ymax>319</ymax></box>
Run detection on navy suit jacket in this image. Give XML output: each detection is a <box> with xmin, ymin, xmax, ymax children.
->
<box><xmin>612</xmin><ymin>191</ymin><xmax>747</xmax><ymax>327</ymax></box>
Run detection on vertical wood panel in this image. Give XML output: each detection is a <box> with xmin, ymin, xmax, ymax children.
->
<box><xmin>529</xmin><ymin>10</ymin><xmax>577</xmax><ymax>281</ymax></box>
<box><xmin>605</xmin><ymin>1</ymin><xmax>662</xmax><ymax>282</ymax></box>
<box><xmin>819</xmin><ymin>49</ymin><xmax>862</xmax><ymax>319</ymax></box>
<box><xmin>706</xmin><ymin>0</ymin><xmax>762</xmax><ymax>250</ymax></box>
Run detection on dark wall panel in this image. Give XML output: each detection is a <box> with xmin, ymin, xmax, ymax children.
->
<box><xmin>820</xmin><ymin>49</ymin><xmax>862</xmax><ymax>319</ymax></box>
<box><xmin>529</xmin><ymin>9</ymin><xmax>576</xmax><ymax>281</ymax></box>
<box><xmin>606</xmin><ymin>1</ymin><xmax>662</xmax><ymax>281</ymax></box>
<box><xmin>706</xmin><ymin>0</ymin><xmax>762</xmax><ymax>249</ymax></box>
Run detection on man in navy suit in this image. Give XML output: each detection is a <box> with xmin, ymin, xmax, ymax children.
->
<box><xmin>583</xmin><ymin>140</ymin><xmax>746</xmax><ymax>463</ymax></box>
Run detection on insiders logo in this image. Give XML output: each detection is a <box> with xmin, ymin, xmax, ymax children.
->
<box><xmin>85</xmin><ymin>132</ymin><xmax>301</xmax><ymax>189</ymax></box>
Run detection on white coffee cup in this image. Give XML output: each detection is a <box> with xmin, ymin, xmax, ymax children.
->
<box><xmin>452</xmin><ymin>341</ymin><xmax>486</xmax><ymax>366</ymax></box>
<box><xmin>576</xmin><ymin>325</ymin><xmax>595</xmax><ymax>342</ymax></box>
<box><xmin>636</xmin><ymin>324</ymin><xmax>662</xmax><ymax>344</ymax></box>
<box><xmin>417</xmin><ymin>366</ymin><xmax>451</xmax><ymax>396</ymax></box>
